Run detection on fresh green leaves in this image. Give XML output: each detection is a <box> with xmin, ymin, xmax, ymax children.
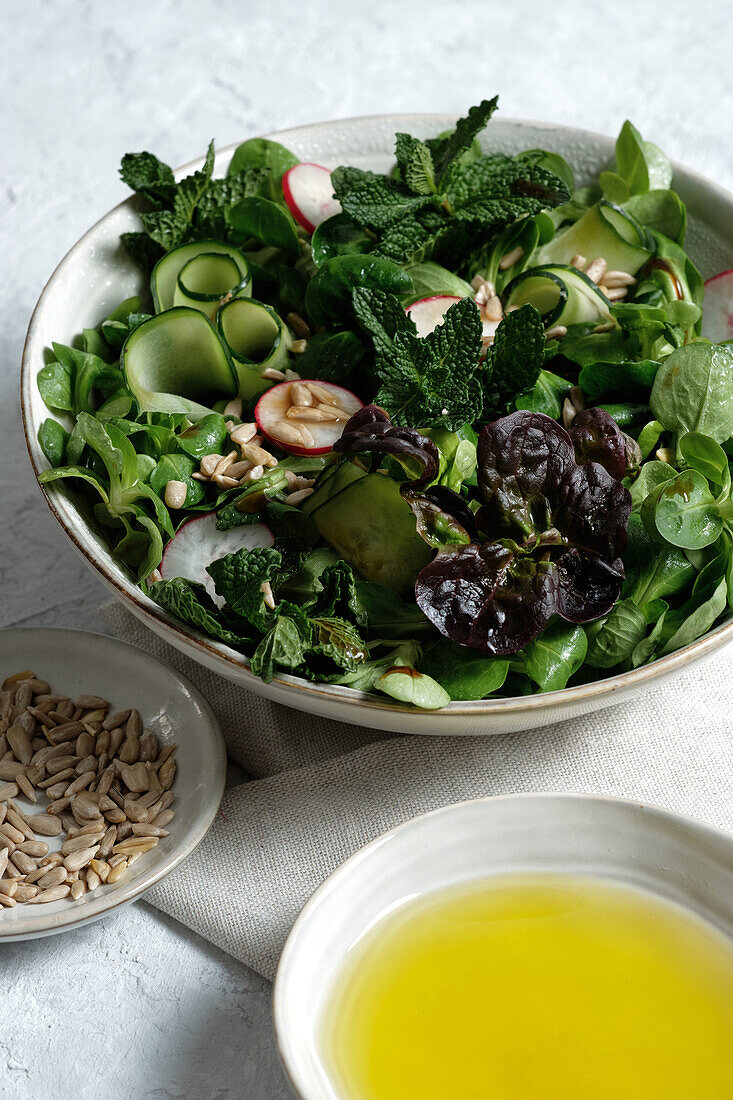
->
<box><xmin>139</xmin><ymin>142</ymin><xmax>216</xmax><ymax>252</ymax></box>
<box><xmin>643</xmin><ymin>470</ymin><xmax>724</xmax><ymax>550</ymax></box>
<box><xmin>119</xmin><ymin>152</ymin><xmax>176</xmax><ymax>206</ymax></box>
<box><xmin>331</xmin><ymin>98</ymin><xmax>569</xmax><ymax>267</ymax></box>
<box><xmin>650</xmin><ymin>343</ymin><xmax>733</xmax><ymax>443</ymax></box>
<box><xmin>420</xmin><ymin>637</ymin><xmax>509</xmax><ymax>700</ymax></box>
<box><xmin>482</xmin><ymin>304</ymin><xmax>545</xmax><ymax>416</ymax></box>
<box><xmin>305</xmin><ymin>255</ymin><xmax>412</xmax><ymax>325</ymax></box>
<box><xmin>227</xmin><ymin>196</ymin><xmax>299</xmax><ymax>252</ymax></box>
<box><xmin>353</xmin><ymin>288</ymin><xmax>482</xmax><ymax>429</ymax></box>
<box><xmin>523</xmin><ymin>621</ymin><xmax>587</xmax><ymax>691</ymax></box>
<box><xmin>600</xmin><ymin>121</ymin><xmax>672</xmax><ymax>202</ymax></box>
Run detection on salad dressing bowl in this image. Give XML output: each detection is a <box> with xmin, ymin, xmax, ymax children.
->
<box><xmin>273</xmin><ymin>793</ymin><xmax>733</xmax><ymax>1099</ymax></box>
<box><xmin>21</xmin><ymin>114</ymin><xmax>733</xmax><ymax>735</ymax></box>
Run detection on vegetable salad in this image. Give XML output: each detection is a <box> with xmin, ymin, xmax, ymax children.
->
<box><xmin>36</xmin><ymin>98</ymin><xmax>733</xmax><ymax>709</ymax></box>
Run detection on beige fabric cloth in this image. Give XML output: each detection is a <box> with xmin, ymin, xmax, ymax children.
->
<box><xmin>101</xmin><ymin>602</ymin><xmax>733</xmax><ymax>980</ymax></box>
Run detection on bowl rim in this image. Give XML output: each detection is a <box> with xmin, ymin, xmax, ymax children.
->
<box><xmin>20</xmin><ymin>111</ymin><xmax>733</xmax><ymax>718</ymax></box>
<box><xmin>272</xmin><ymin>790</ymin><xmax>733</xmax><ymax>1099</ymax></box>
<box><xmin>0</xmin><ymin>625</ymin><xmax>227</xmax><ymax>939</ymax></box>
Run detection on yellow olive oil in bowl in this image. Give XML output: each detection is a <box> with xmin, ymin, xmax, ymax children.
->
<box><xmin>318</xmin><ymin>874</ymin><xmax>733</xmax><ymax>1099</ymax></box>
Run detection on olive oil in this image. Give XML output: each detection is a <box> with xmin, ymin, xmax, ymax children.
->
<box><xmin>319</xmin><ymin>874</ymin><xmax>733</xmax><ymax>1099</ymax></box>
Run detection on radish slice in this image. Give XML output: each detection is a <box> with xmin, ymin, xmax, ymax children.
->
<box><xmin>406</xmin><ymin>294</ymin><xmax>499</xmax><ymax>342</ymax></box>
<box><xmin>702</xmin><ymin>270</ymin><xmax>733</xmax><ymax>343</ymax></box>
<box><xmin>255</xmin><ymin>380</ymin><xmax>363</xmax><ymax>456</ymax></box>
<box><xmin>160</xmin><ymin>513</ymin><xmax>274</xmax><ymax>606</ymax></box>
<box><xmin>406</xmin><ymin>295</ymin><xmax>462</xmax><ymax>338</ymax></box>
<box><xmin>282</xmin><ymin>164</ymin><xmax>341</xmax><ymax>234</ymax></box>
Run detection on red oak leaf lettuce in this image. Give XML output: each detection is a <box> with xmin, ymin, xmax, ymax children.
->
<box><xmin>415</xmin><ymin>411</ymin><xmax>632</xmax><ymax>656</ymax></box>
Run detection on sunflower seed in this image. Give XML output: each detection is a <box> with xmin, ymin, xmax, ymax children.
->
<box><xmin>47</xmin><ymin>755</ymin><xmax>79</xmax><ymax>776</ymax></box>
<box><xmin>0</xmin><ymin>821</ymin><xmax>24</xmax><ymax>845</ymax></box>
<box><xmin>131</xmin><ymin>824</ymin><xmax>169</xmax><ymax>838</ymax></box>
<box><xmin>17</xmin><ymin>839</ymin><xmax>48</xmax><ymax>858</ymax></box>
<box><xmin>584</xmin><ymin>256</ymin><xmax>608</xmax><ymax>284</ymax></box>
<box><xmin>70</xmin><ymin>879</ymin><xmax>86</xmax><ymax>900</ymax></box>
<box><xmin>2</xmin><ymin>672</ymin><xmax>34</xmax><ymax>690</ymax></box>
<box><xmin>118</xmin><ymin>736</ymin><xmax>141</xmax><ymax>765</ymax></box>
<box><xmin>158</xmin><ymin>759</ymin><xmax>176</xmax><ymax>790</ymax></box>
<box><xmin>123</xmin><ymin>799</ymin><xmax>148</xmax><ymax>823</ymax></box>
<box><xmin>14</xmin><ymin>773</ymin><xmax>36</xmax><ymax>803</ymax></box>
<box><xmin>0</xmin><ymin>848</ymin><xmax>8</xmax><ymax>877</ymax></box>
<box><xmin>74</xmin><ymin>754</ymin><xmax>98</xmax><ymax>776</ymax></box>
<box><xmin>0</xmin><ymin>893</ymin><xmax>15</xmax><ymax>907</ymax></box>
<box><xmin>13</xmin><ymin>883</ymin><xmax>38</xmax><ymax>902</ymax></box>
<box><xmin>36</xmin><ymin>866</ymin><xmax>67</xmax><ymax>889</ymax></box>
<box><xmin>26</xmin><ymin>813</ymin><xmax>62</xmax><ymax>836</ymax></box>
<box><xmin>63</xmin><ymin>845</ymin><xmax>99</xmax><ymax>873</ymax></box>
<box><xmin>106</xmin><ymin>860</ymin><xmax>128</xmax><ymax>884</ymax></box>
<box><xmin>89</xmin><ymin>858</ymin><xmax>110</xmax><ymax>882</ymax></box>
<box><xmin>85</xmin><ymin>868</ymin><xmax>101</xmax><ymax>891</ymax></box>
<box><xmin>0</xmin><ymin>782</ymin><xmax>19</xmax><ymax>801</ymax></box>
<box><xmin>61</xmin><ymin>832</ymin><xmax>104</xmax><ymax>856</ymax></box>
<box><xmin>74</xmin><ymin>696</ymin><xmax>110</xmax><ymax>710</ymax></box>
<box><xmin>28</xmin><ymin>884</ymin><xmax>72</xmax><ymax>903</ymax></box>
<box><xmin>10</xmin><ymin>850</ymin><xmax>37</xmax><ymax>874</ymax></box>
<box><xmin>151</xmin><ymin>809</ymin><xmax>175</xmax><ymax>829</ymax></box>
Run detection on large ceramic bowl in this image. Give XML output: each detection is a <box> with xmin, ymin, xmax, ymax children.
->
<box><xmin>273</xmin><ymin>793</ymin><xmax>733</xmax><ymax>1100</ymax></box>
<box><xmin>21</xmin><ymin>114</ymin><xmax>733</xmax><ymax>735</ymax></box>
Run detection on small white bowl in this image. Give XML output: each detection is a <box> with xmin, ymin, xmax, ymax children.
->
<box><xmin>273</xmin><ymin>793</ymin><xmax>733</xmax><ymax>1100</ymax></box>
<box><xmin>0</xmin><ymin>627</ymin><xmax>226</xmax><ymax>940</ymax></box>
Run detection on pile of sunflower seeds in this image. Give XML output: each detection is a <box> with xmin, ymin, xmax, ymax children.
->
<box><xmin>0</xmin><ymin>671</ymin><xmax>177</xmax><ymax>908</ymax></box>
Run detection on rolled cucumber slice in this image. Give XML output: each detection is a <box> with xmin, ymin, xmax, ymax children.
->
<box><xmin>121</xmin><ymin>307</ymin><xmax>237</xmax><ymax>417</ymax></box>
<box><xmin>151</xmin><ymin>240</ymin><xmax>252</xmax><ymax>316</ymax></box>
<box><xmin>536</xmin><ymin>200</ymin><xmax>653</xmax><ymax>275</ymax></box>
<box><xmin>503</xmin><ymin>265</ymin><xmax>614</xmax><ymax>327</ymax></box>
<box><xmin>217</xmin><ymin>298</ymin><xmax>293</xmax><ymax>400</ymax></box>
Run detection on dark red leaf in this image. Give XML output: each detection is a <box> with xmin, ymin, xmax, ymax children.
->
<box><xmin>333</xmin><ymin>403</ymin><xmax>440</xmax><ymax>488</ymax></box>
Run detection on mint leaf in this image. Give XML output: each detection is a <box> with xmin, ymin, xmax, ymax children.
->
<box><xmin>250</xmin><ymin>609</ymin><xmax>311</xmax><ymax>683</ymax></box>
<box><xmin>207</xmin><ymin>545</ymin><xmax>283</xmax><ymax>631</ymax></box>
<box><xmin>120</xmin><ymin>231</ymin><xmax>164</xmax><ymax>273</ymax></box>
<box><xmin>427</xmin><ymin>97</ymin><xmax>499</xmax><ymax>184</ymax></box>
<box><xmin>149</xmin><ymin>578</ymin><xmax>251</xmax><ymax>646</ymax></box>
<box><xmin>483</xmin><ymin>304</ymin><xmax>545</xmax><ymax>417</ymax></box>
<box><xmin>195</xmin><ymin>168</ymin><xmax>270</xmax><ymax>240</ymax></box>
<box><xmin>395</xmin><ymin>133</ymin><xmax>436</xmax><ymax>195</ymax></box>
<box><xmin>352</xmin><ymin>286</ymin><xmax>416</xmax><ymax>361</ymax></box>
<box><xmin>308</xmin><ymin>617</ymin><xmax>368</xmax><ymax>672</ymax></box>
<box><xmin>338</xmin><ymin>174</ymin><xmax>433</xmax><ymax>231</ymax></box>
<box><xmin>141</xmin><ymin>141</ymin><xmax>216</xmax><ymax>251</ymax></box>
<box><xmin>313</xmin><ymin>562</ymin><xmax>368</xmax><ymax>627</ymax></box>
<box><xmin>119</xmin><ymin>152</ymin><xmax>175</xmax><ymax>207</ymax></box>
<box><xmin>355</xmin><ymin>290</ymin><xmax>483</xmax><ymax>429</ymax></box>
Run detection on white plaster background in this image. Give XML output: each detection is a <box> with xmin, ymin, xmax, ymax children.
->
<box><xmin>1</xmin><ymin>0</ymin><xmax>732</xmax><ymax>1095</ymax></box>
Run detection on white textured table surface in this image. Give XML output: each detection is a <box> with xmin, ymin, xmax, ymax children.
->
<box><xmin>2</xmin><ymin>1</ymin><xmax>732</xmax><ymax>1096</ymax></box>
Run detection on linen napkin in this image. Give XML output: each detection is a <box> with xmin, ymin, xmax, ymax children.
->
<box><xmin>101</xmin><ymin>602</ymin><xmax>733</xmax><ymax>981</ymax></box>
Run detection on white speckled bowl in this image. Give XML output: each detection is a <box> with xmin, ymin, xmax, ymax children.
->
<box><xmin>0</xmin><ymin>627</ymin><xmax>226</xmax><ymax>940</ymax></box>
<box><xmin>273</xmin><ymin>793</ymin><xmax>733</xmax><ymax>1100</ymax></box>
<box><xmin>20</xmin><ymin>115</ymin><xmax>733</xmax><ymax>735</ymax></box>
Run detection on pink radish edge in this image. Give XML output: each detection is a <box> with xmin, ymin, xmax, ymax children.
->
<box><xmin>702</xmin><ymin>270</ymin><xmax>733</xmax><ymax>343</ymax></box>
<box><xmin>282</xmin><ymin>163</ymin><xmax>341</xmax><ymax>234</ymax></box>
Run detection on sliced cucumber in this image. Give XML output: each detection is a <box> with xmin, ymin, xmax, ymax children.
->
<box><xmin>151</xmin><ymin>240</ymin><xmax>252</xmax><ymax>316</ymax></box>
<box><xmin>536</xmin><ymin>200</ymin><xmax>653</xmax><ymax>275</ymax></box>
<box><xmin>217</xmin><ymin>298</ymin><xmax>293</xmax><ymax>400</ymax></box>
<box><xmin>503</xmin><ymin>265</ymin><xmax>614</xmax><ymax>327</ymax></box>
<box><xmin>311</xmin><ymin>472</ymin><xmax>433</xmax><ymax>596</ymax></box>
<box><xmin>121</xmin><ymin>307</ymin><xmax>237</xmax><ymax>417</ymax></box>
<box><xmin>302</xmin><ymin>460</ymin><xmax>368</xmax><ymax>515</ymax></box>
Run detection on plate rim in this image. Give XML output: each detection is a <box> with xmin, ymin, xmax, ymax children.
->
<box><xmin>0</xmin><ymin>625</ymin><xmax>227</xmax><ymax>940</ymax></box>
<box><xmin>20</xmin><ymin>112</ymin><xmax>733</xmax><ymax>719</ymax></box>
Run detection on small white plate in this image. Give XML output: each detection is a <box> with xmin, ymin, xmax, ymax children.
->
<box><xmin>274</xmin><ymin>793</ymin><xmax>733</xmax><ymax>1100</ymax></box>
<box><xmin>0</xmin><ymin>627</ymin><xmax>226</xmax><ymax>940</ymax></box>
